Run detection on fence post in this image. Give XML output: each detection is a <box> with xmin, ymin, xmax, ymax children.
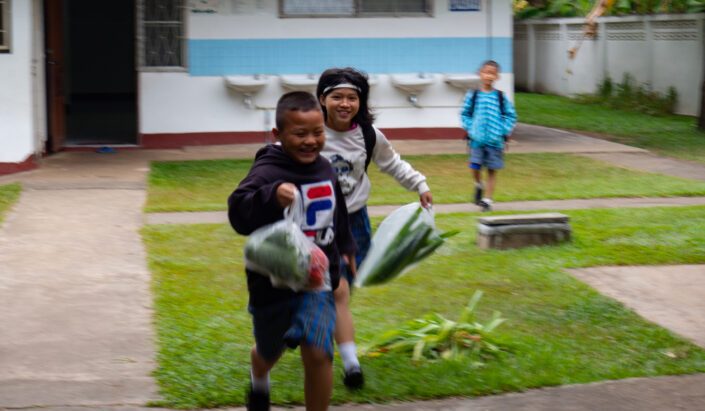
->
<box><xmin>645</xmin><ymin>16</ymin><xmax>654</xmax><ymax>89</ymax></box>
<box><xmin>699</xmin><ymin>15</ymin><xmax>705</xmax><ymax>131</ymax></box>
<box><xmin>599</xmin><ymin>17</ymin><xmax>608</xmax><ymax>84</ymax></box>
<box><xmin>560</xmin><ymin>20</ymin><xmax>569</xmax><ymax>94</ymax></box>
<box><xmin>527</xmin><ymin>21</ymin><xmax>536</xmax><ymax>92</ymax></box>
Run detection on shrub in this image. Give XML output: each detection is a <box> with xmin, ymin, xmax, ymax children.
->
<box><xmin>573</xmin><ymin>74</ymin><xmax>678</xmax><ymax>116</ymax></box>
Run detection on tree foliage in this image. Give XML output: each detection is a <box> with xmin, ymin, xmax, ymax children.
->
<box><xmin>513</xmin><ymin>0</ymin><xmax>705</xmax><ymax>18</ymax></box>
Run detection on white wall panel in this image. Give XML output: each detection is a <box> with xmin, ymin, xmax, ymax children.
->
<box><xmin>0</xmin><ymin>0</ymin><xmax>35</xmax><ymax>162</ymax></box>
<box><xmin>515</xmin><ymin>15</ymin><xmax>704</xmax><ymax>116</ymax></box>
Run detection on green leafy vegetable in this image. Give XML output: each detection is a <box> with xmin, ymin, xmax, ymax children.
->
<box><xmin>356</xmin><ymin>204</ymin><xmax>459</xmax><ymax>287</ymax></box>
<box><xmin>362</xmin><ymin>291</ymin><xmax>507</xmax><ymax>363</ymax></box>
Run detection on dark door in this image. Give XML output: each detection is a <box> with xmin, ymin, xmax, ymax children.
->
<box><xmin>46</xmin><ymin>0</ymin><xmax>137</xmax><ymax>148</ymax></box>
<box><xmin>45</xmin><ymin>0</ymin><xmax>66</xmax><ymax>152</ymax></box>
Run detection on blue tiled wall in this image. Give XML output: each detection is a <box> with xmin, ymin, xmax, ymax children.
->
<box><xmin>189</xmin><ymin>37</ymin><xmax>512</xmax><ymax>75</ymax></box>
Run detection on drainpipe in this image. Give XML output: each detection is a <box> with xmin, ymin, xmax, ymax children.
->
<box><xmin>32</xmin><ymin>0</ymin><xmax>47</xmax><ymax>161</ymax></box>
<box><xmin>486</xmin><ymin>0</ymin><xmax>493</xmax><ymax>60</ymax></box>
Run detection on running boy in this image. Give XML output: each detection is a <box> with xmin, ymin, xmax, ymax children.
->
<box><xmin>460</xmin><ymin>60</ymin><xmax>518</xmax><ymax>212</ymax></box>
<box><xmin>228</xmin><ymin>91</ymin><xmax>357</xmax><ymax>411</ymax></box>
<box><xmin>316</xmin><ymin>67</ymin><xmax>433</xmax><ymax>388</ymax></box>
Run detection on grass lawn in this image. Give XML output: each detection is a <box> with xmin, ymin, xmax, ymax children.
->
<box><xmin>0</xmin><ymin>183</ymin><xmax>21</xmax><ymax>225</ymax></box>
<box><xmin>142</xmin><ymin>206</ymin><xmax>705</xmax><ymax>408</ymax></box>
<box><xmin>144</xmin><ymin>153</ymin><xmax>705</xmax><ymax>212</ymax></box>
<box><xmin>515</xmin><ymin>92</ymin><xmax>705</xmax><ymax>165</ymax></box>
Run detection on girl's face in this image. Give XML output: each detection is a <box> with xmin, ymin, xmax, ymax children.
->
<box><xmin>319</xmin><ymin>87</ymin><xmax>360</xmax><ymax>131</ymax></box>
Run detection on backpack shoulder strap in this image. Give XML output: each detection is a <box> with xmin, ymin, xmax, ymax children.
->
<box><xmin>497</xmin><ymin>90</ymin><xmax>505</xmax><ymax>116</ymax></box>
<box><xmin>360</xmin><ymin>122</ymin><xmax>376</xmax><ymax>172</ymax></box>
<box><xmin>470</xmin><ymin>90</ymin><xmax>478</xmax><ymax>117</ymax></box>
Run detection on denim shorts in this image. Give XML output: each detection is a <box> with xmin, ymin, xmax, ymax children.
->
<box><xmin>249</xmin><ymin>291</ymin><xmax>336</xmax><ymax>360</ymax></box>
<box><xmin>469</xmin><ymin>146</ymin><xmax>504</xmax><ymax>170</ymax></box>
<box><xmin>341</xmin><ymin>207</ymin><xmax>372</xmax><ymax>286</ymax></box>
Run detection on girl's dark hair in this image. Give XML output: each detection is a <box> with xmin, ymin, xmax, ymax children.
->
<box><xmin>275</xmin><ymin>91</ymin><xmax>321</xmax><ymax>131</ymax></box>
<box><xmin>316</xmin><ymin>67</ymin><xmax>375</xmax><ymax>126</ymax></box>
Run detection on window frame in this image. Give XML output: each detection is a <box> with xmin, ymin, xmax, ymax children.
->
<box><xmin>136</xmin><ymin>0</ymin><xmax>187</xmax><ymax>72</ymax></box>
<box><xmin>0</xmin><ymin>0</ymin><xmax>10</xmax><ymax>53</ymax></box>
<box><xmin>278</xmin><ymin>0</ymin><xmax>434</xmax><ymax>18</ymax></box>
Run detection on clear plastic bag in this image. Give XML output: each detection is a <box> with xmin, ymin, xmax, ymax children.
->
<box><xmin>355</xmin><ymin>202</ymin><xmax>455</xmax><ymax>288</ymax></box>
<box><xmin>243</xmin><ymin>190</ymin><xmax>331</xmax><ymax>292</ymax></box>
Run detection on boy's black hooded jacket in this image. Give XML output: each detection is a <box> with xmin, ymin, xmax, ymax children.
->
<box><xmin>228</xmin><ymin>144</ymin><xmax>356</xmax><ymax>307</ymax></box>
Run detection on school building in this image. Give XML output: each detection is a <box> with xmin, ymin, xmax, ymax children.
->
<box><xmin>0</xmin><ymin>0</ymin><xmax>514</xmax><ymax>175</ymax></box>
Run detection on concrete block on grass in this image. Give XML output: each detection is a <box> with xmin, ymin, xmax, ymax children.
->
<box><xmin>477</xmin><ymin>212</ymin><xmax>572</xmax><ymax>250</ymax></box>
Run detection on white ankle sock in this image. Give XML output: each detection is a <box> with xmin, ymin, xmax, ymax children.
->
<box><xmin>338</xmin><ymin>342</ymin><xmax>360</xmax><ymax>371</ymax></box>
<box><xmin>251</xmin><ymin>369</ymin><xmax>270</xmax><ymax>393</ymax></box>
<box><xmin>482</xmin><ymin>198</ymin><xmax>493</xmax><ymax>204</ymax></box>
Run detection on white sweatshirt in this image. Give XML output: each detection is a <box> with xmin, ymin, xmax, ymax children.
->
<box><xmin>320</xmin><ymin>124</ymin><xmax>430</xmax><ymax>213</ymax></box>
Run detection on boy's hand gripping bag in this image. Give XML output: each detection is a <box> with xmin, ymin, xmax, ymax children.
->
<box><xmin>243</xmin><ymin>190</ymin><xmax>331</xmax><ymax>292</ymax></box>
<box><xmin>355</xmin><ymin>202</ymin><xmax>458</xmax><ymax>288</ymax></box>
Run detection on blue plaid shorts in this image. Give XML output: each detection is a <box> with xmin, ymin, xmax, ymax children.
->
<box><xmin>469</xmin><ymin>146</ymin><xmax>504</xmax><ymax>170</ymax></box>
<box><xmin>248</xmin><ymin>291</ymin><xmax>336</xmax><ymax>360</ymax></box>
<box><xmin>341</xmin><ymin>207</ymin><xmax>372</xmax><ymax>285</ymax></box>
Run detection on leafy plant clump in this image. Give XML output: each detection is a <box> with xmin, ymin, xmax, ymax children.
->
<box><xmin>361</xmin><ymin>291</ymin><xmax>507</xmax><ymax>364</ymax></box>
<box><xmin>574</xmin><ymin>73</ymin><xmax>678</xmax><ymax>116</ymax></box>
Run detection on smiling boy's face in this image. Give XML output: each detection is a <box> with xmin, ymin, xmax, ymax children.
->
<box><xmin>273</xmin><ymin>108</ymin><xmax>326</xmax><ymax>164</ymax></box>
<box><xmin>479</xmin><ymin>64</ymin><xmax>499</xmax><ymax>89</ymax></box>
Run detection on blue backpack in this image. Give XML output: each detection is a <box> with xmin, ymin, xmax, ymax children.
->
<box><xmin>464</xmin><ymin>90</ymin><xmax>507</xmax><ymax>141</ymax></box>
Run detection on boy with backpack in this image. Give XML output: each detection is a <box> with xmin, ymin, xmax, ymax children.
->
<box><xmin>461</xmin><ymin>60</ymin><xmax>518</xmax><ymax>212</ymax></box>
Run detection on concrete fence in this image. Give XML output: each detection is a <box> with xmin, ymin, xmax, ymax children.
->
<box><xmin>514</xmin><ymin>14</ymin><xmax>705</xmax><ymax>116</ymax></box>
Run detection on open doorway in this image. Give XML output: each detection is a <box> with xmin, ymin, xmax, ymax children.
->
<box><xmin>46</xmin><ymin>0</ymin><xmax>137</xmax><ymax>149</ymax></box>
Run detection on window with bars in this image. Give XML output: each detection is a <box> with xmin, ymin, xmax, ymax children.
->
<box><xmin>0</xmin><ymin>0</ymin><xmax>9</xmax><ymax>52</ymax></box>
<box><xmin>280</xmin><ymin>0</ymin><xmax>432</xmax><ymax>17</ymax></box>
<box><xmin>138</xmin><ymin>0</ymin><xmax>185</xmax><ymax>69</ymax></box>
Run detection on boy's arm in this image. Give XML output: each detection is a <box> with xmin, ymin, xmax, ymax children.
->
<box><xmin>228</xmin><ymin>173</ymin><xmax>285</xmax><ymax>235</ymax></box>
<box><xmin>460</xmin><ymin>91</ymin><xmax>475</xmax><ymax>133</ymax></box>
<box><xmin>502</xmin><ymin>94</ymin><xmax>518</xmax><ymax>136</ymax></box>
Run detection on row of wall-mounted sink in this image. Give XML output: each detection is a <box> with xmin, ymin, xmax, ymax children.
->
<box><xmin>223</xmin><ymin>72</ymin><xmax>481</xmax><ymax>97</ymax></box>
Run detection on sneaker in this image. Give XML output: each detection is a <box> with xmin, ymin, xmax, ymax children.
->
<box><xmin>479</xmin><ymin>200</ymin><xmax>491</xmax><ymax>212</ymax></box>
<box><xmin>474</xmin><ymin>185</ymin><xmax>483</xmax><ymax>205</ymax></box>
<box><xmin>343</xmin><ymin>365</ymin><xmax>364</xmax><ymax>389</ymax></box>
<box><xmin>246</xmin><ymin>386</ymin><xmax>270</xmax><ymax>411</ymax></box>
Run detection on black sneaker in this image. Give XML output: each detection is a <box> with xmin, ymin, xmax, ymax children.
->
<box><xmin>343</xmin><ymin>365</ymin><xmax>364</xmax><ymax>389</ymax></box>
<box><xmin>247</xmin><ymin>386</ymin><xmax>270</xmax><ymax>411</ymax></box>
<box><xmin>479</xmin><ymin>200</ymin><xmax>491</xmax><ymax>212</ymax></box>
<box><xmin>474</xmin><ymin>186</ymin><xmax>483</xmax><ymax>205</ymax></box>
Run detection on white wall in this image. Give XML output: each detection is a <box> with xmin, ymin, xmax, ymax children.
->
<box><xmin>140</xmin><ymin>0</ymin><xmax>515</xmax><ymax>135</ymax></box>
<box><xmin>139</xmin><ymin>72</ymin><xmax>515</xmax><ymax>133</ymax></box>
<box><xmin>0</xmin><ymin>0</ymin><xmax>35</xmax><ymax>162</ymax></box>
<box><xmin>187</xmin><ymin>1</ymin><xmax>506</xmax><ymax>39</ymax></box>
<box><xmin>514</xmin><ymin>14</ymin><xmax>704</xmax><ymax>116</ymax></box>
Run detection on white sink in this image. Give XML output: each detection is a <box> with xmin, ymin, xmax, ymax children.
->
<box><xmin>367</xmin><ymin>73</ymin><xmax>379</xmax><ymax>87</ymax></box>
<box><xmin>390</xmin><ymin>73</ymin><xmax>435</xmax><ymax>95</ymax></box>
<box><xmin>444</xmin><ymin>73</ymin><xmax>481</xmax><ymax>90</ymax></box>
<box><xmin>223</xmin><ymin>75</ymin><xmax>269</xmax><ymax>95</ymax></box>
<box><xmin>279</xmin><ymin>74</ymin><xmax>320</xmax><ymax>92</ymax></box>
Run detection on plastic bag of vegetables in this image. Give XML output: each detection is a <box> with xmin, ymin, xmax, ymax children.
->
<box><xmin>243</xmin><ymin>191</ymin><xmax>330</xmax><ymax>292</ymax></box>
<box><xmin>355</xmin><ymin>203</ymin><xmax>458</xmax><ymax>287</ymax></box>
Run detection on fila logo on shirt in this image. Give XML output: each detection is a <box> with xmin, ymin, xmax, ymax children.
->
<box><xmin>301</xmin><ymin>180</ymin><xmax>336</xmax><ymax>246</ymax></box>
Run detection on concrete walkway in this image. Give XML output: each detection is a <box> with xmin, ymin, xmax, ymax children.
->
<box><xmin>2</xmin><ymin>123</ymin><xmax>705</xmax><ymax>410</ymax></box>
<box><xmin>0</xmin><ymin>189</ymin><xmax>158</xmax><ymax>408</ymax></box>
